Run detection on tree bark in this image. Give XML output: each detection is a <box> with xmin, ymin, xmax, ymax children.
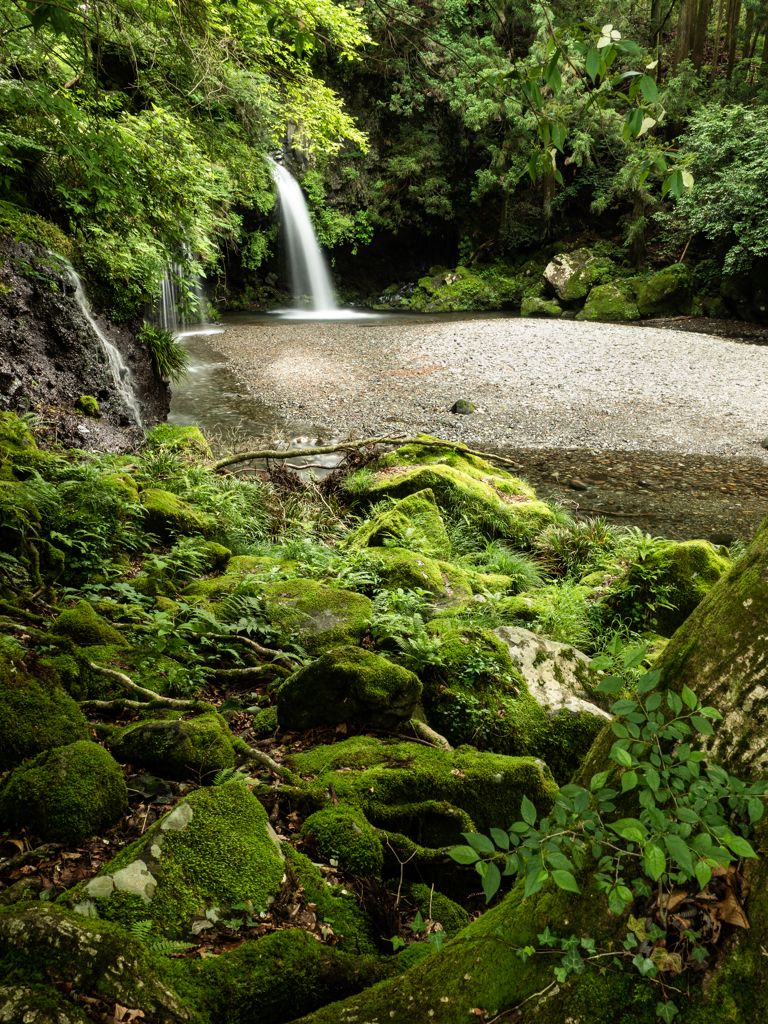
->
<box><xmin>725</xmin><ymin>0</ymin><xmax>743</xmax><ymax>78</ymax></box>
<box><xmin>692</xmin><ymin>0</ymin><xmax>713</xmax><ymax>69</ymax></box>
<box><xmin>674</xmin><ymin>0</ymin><xmax>697</xmax><ymax>68</ymax></box>
<box><xmin>710</xmin><ymin>0</ymin><xmax>726</xmax><ymax>80</ymax></box>
<box><xmin>744</xmin><ymin>7</ymin><xmax>755</xmax><ymax>59</ymax></box>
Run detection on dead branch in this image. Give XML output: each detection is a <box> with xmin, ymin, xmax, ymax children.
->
<box><xmin>211</xmin><ymin>434</ymin><xmax>408</xmax><ymax>471</ymax></box>
<box><xmin>87</xmin><ymin>663</ymin><xmax>195</xmax><ymax>708</ymax></box>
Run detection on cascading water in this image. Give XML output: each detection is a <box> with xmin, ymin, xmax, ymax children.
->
<box><xmin>60</xmin><ymin>259</ymin><xmax>143</xmax><ymax>426</ymax></box>
<box><xmin>269</xmin><ymin>157</ymin><xmax>337</xmax><ymax>313</ymax></box>
<box><xmin>158</xmin><ymin>259</ymin><xmax>207</xmax><ymax>333</ymax></box>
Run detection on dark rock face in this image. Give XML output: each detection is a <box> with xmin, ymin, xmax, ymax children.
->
<box><xmin>0</xmin><ymin>237</ymin><xmax>169</xmax><ymax>435</ymax></box>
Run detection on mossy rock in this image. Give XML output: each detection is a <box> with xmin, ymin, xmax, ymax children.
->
<box><xmin>490</xmin><ymin>584</ymin><xmax>594</xmax><ymax>647</ymax></box>
<box><xmin>575</xmin><ymin>283</ymin><xmax>640</xmax><ymax>322</ymax></box>
<box><xmin>251</xmin><ymin>705</ymin><xmax>278</xmax><ymax>736</ymax></box>
<box><xmin>182</xmin><ymin>554</ymin><xmax>280</xmax><ymax>600</ymax></box>
<box><xmin>341</xmin><ymin>488</ymin><xmax>450</xmax><ymax>559</ymax></box>
<box><xmin>144</xmin><ymin>423</ymin><xmax>212</xmax><ymax>458</ymax></box>
<box><xmin>603</xmin><ymin>539</ymin><xmax>731</xmax><ymax>636</ymax></box>
<box><xmin>543</xmin><ymin>248</ymin><xmax>596</xmax><ymax>302</ymax></box>
<box><xmin>0</xmin><ymin>674</ymin><xmax>90</xmax><ymax>770</ymax></box>
<box><xmin>259</xmin><ymin>579</ymin><xmax>372</xmax><ymax>654</ymax></box>
<box><xmin>51</xmin><ymin>599</ymin><xmax>127</xmax><ymax>647</ymax></box>
<box><xmin>289</xmin><ymin>736</ymin><xmax>558</xmax><ymax>840</ymax></box>
<box><xmin>407</xmin><ymin>882</ymin><xmax>469</xmax><ymax>938</ymax></box>
<box><xmin>0</xmin><ymin>982</ymin><xmax>91</xmax><ymax>1022</ymax></box>
<box><xmin>0</xmin><ymin>905</ymin><xmax>190</xmax><ymax>1020</ymax></box>
<box><xmin>366</xmin><ymin>546</ymin><xmax>477</xmax><ymax>602</ymax></box>
<box><xmin>66</xmin><ymin>781</ymin><xmax>284</xmax><ymax>939</ymax></box>
<box><xmin>277</xmin><ymin>647</ymin><xmax>421</xmax><ymax>731</ymax></box>
<box><xmin>75</xmin><ymin>395</ymin><xmax>100</xmax><ymax>418</ymax></box>
<box><xmin>189</xmin><ymin>926</ymin><xmax>393</xmax><ymax>1023</ymax></box>
<box><xmin>378</xmin><ymin>438</ymin><xmax>535</xmax><ymax>495</ymax></box>
<box><xmin>191</xmin><ymin>540</ymin><xmax>232</xmax><ymax>572</ymax></box>
<box><xmin>0</xmin><ymin>741</ymin><xmax>127</xmax><ymax>844</ymax></box>
<box><xmin>636</xmin><ymin>262</ymin><xmax>693</xmax><ymax>318</ymax></box>
<box><xmin>520</xmin><ymin>296</ymin><xmax>563</xmax><ymax>317</ymax></box>
<box><xmin>420</xmin><ymin>626</ymin><xmax>603</xmax><ymax>782</ymax></box>
<box><xmin>302</xmin><ymin>805</ymin><xmax>384</xmax><ymax>877</ymax></box>
<box><xmin>140</xmin><ymin>488</ymin><xmax>216</xmax><ymax>538</ymax></box>
<box><xmin>108</xmin><ymin>711</ymin><xmax>236</xmax><ymax>780</ymax></box>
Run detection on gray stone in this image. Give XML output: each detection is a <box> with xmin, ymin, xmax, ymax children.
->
<box><xmin>493</xmin><ymin>625</ymin><xmax>611</xmax><ymax>722</ymax></box>
<box><xmin>543</xmin><ymin>248</ymin><xmax>595</xmax><ymax>302</ymax></box>
<box><xmin>160</xmin><ymin>801</ymin><xmax>194</xmax><ymax>832</ymax></box>
<box><xmin>111</xmin><ymin>859</ymin><xmax>157</xmax><ymax>902</ymax></box>
<box><xmin>83</xmin><ymin>875</ymin><xmax>115</xmax><ymax>899</ymax></box>
<box><xmin>451</xmin><ymin>399</ymin><xmax>476</xmax><ymax>414</ymax></box>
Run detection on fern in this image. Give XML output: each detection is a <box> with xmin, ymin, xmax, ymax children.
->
<box><xmin>212</xmin><ymin>766</ymin><xmax>248</xmax><ymax>786</ymax></box>
<box><xmin>129</xmin><ymin>918</ymin><xmax>194</xmax><ymax>955</ymax></box>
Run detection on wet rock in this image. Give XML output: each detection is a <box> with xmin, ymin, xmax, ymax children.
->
<box><xmin>520</xmin><ymin>296</ymin><xmax>564</xmax><ymax>318</ymax></box>
<box><xmin>568</xmin><ymin>478</ymin><xmax>588</xmax><ymax>491</ymax></box>
<box><xmin>450</xmin><ymin>399</ymin><xmax>476</xmax><ymax>414</ymax></box>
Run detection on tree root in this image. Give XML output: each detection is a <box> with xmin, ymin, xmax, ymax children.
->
<box><xmin>86</xmin><ymin>663</ymin><xmax>196</xmax><ymax>708</ymax></box>
<box><xmin>211</xmin><ymin>434</ymin><xmax>408</xmax><ymax>472</ymax></box>
<box><xmin>0</xmin><ymin>843</ymin><xmax>62</xmax><ymax>873</ymax></box>
<box><xmin>237</xmin><ymin>743</ymin><xmax>304</xmax><ymax>785</ymax></box>
<box><xmin>406</xmin><ymin>719</ymin><xmax>453</xmax><ymax>750</ymax></box>
<box><xmin>209</xmin><ymin>633</ymin><xmax>297</xmax><ymax>665</ymax></box>
<box><xmin>206</xmin><ymin>664</ymin><xmax>291</xmax><ymax>682</ymax></box>
<box><xmin>0</xmin><ymin>601</ymin><xmax>49</xmax><ymax>626</ymax></box>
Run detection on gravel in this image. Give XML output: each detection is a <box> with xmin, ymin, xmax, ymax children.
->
<box><xmin>208</xmin><ymin>315</ymin><xmax>768</xmax><ymax>459</ymax></box>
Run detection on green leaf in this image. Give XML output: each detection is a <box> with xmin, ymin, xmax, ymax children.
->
<box><xmin>552</xmin><ymin>870</ymin><xmax>580</xmax><ymax>894</ymax></box>
<box><xmin>527</xmin><ymin>152</ymin><xmax>538</xmax><ymax>183</ymax></box>
<box><xmin>611</xmin><ymin>744</ymin><xmax>633</xmax><ymax>768</ymax></box>
<box><xmin>538</xmin><ymin>925</ymin><xmax>557</xmax><ymax>946</ymax></box>
<box><xmin>639</xmin><ymin>75</ymin><xmax>659</xmax><ymax>103</ymax></box>
<box><xmin>596</xmin><ymin>675</ymin><xmax>625</xmax><ymax>695</ymax></box>
<box><xmin>448</xmin><ymin>846</ymin><xmax>480</xmax><ymax>865</ymax></box>
<box><xmin>524</xmin><ymin>868</ymin><xmax>547</xmax><ymax>899</ymax></box>
<box><xmin>552</xmin><ymin>123</ymin><xmax>566</xmax><ymax>152</ymax></box>
<box><xmin>462</xmin><ymin>832</ymin><xmax>495</xmax><ymax>855</ymax></box>
<box><xmin>646</xmin><ymin>767</ymin><xmax>660</xmax><ymax>791</ymax></box>
<box><xmin>612</xmin><ymin>722</ymin><xmax>629</xmax><ymax>739</ymax></box>
<box><xmin>490</xmin><ymin>828</ymin><xmax>510</xmax><ymax>850</ymax></box>
<box><xmin>585</xmin><ymin>47</ymin><xmax>601</xmax><ymax>82</ymax></box>
<box><xmin>667</xmin><ymin>691</ymin><xmax>683</xmax><ymax>715</ymax></box>
<box><xmin>699</xmin><ymin>706</ymin><xmax>723</xmax><ymax>720</ymax></box>
<box><xmin>633</xmin><ymin>953</ymin><xmax>657</xmax><ymax>977</ymax></box>
<box><xmin>590</xmin><ymin>770</ymin><xmax>610</xmax><ymax>792</ymax></box>
<box><xmin>609</xmin><ymin>818</ymin><xmax>648</xmax><ymax>838</ymax></box>
<box><xmin>691</xmin><ymin>715</ymin><xmax>714</xmax><ymax>735</ymax></box>
<box><xmin>623</xmin><ymin>646</ymin><xmax>647</xmax><ymax>669</ymax></box>
<box><xmin>621</xmin><ymin>771</ymin><xmax>638</xmax><ymax>793</ymax></box>
<box><xmin>638</xmin><ymin>670</ymin><xmax>661</xmax><ymax>693</ymax></box>
<box><xmin>748</xmin><ymin>797</ymin><xmax>765</xmax><ymax>823</ymax></box>
<box><xmin>724</xmin><ymin>834</ymin><xmax>758</xmax><ymax>859</ymax></box>
<box><xmin>590</xmin><ymin>654</ymin><xmax>612</xmax><ymax>671</ymax></box>
<box><xmin>545</xmin><ymin>52</ymin><xmax>562</xmax><ymax>93</ymax></box>
<box><xmin>695</xmin><ymin>860</ymin><xmax>712</xmax><ymax>890</ymax></box>
<box><xmin>561</xmin><ymin>946</ymin><xmax>586</xmax><ymax>975</ymax></box>
<box><xmin>503</xmin><ymin>853</ymin><xmax>519</xmax><ymax>875</ymax></box>
<box><xmin>482</xmin><ymin>861</ymin><xmax>501</xmax><ymax>903</ymax></box>
<box><xmin>664</xmin><ymin>834</ymin><xmax>694</xmax><ymax>875</ymax></box>
<box><xmin>644</xmin><ymin>843</ymin><xmax>665</xmax><ymax>881</ymax></box>
<box><xmin>609</xmin><ymin>886</ymin><xmax>630</xmax><ymax>915</ymax></box>
<box><xmin>681</xmin><ymin>685</ymin><xmax>697</xmax><ymax>710</ymax></box>
<box><xmin>656</xmin><ymin>1001</ymin><xmax>679</xmax><ymax>1024</ymax></box>
<box><xmin>521</xmin><ymin>796</ymin><xmax>537</xmax><ymax>827</ymax></box>
<box><xmin>611</xmin><ymin>699</ymin><xmax>638</xmax><ymax>715</ymax></box>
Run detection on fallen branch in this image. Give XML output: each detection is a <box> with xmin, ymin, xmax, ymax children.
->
<box><xmin>206</xmin><ymin>664</ymin><xmax>290</xmax><ymax>682</ymax></box>
<box><xmin>87</xmin><ymin>663</ymin><xmax>195</xmax><ymax>708</ymax></box>
<box><xmin>407</xmin><ymin>719</ymin><xmax>453</xmax><ymax>751</ymax></box>
<box><xmin>363</xmin><ymin>727</ymin><xmax>442</xmax><ymax>750</ymax></box>
<box><xmin>0</xmin><ymin>601</ymin><xmax>48</xmax><ymax>625</ymax></box>
<box><xmin>0</xmin><ymin>843</ymin><xmax>61</xmax><ymax>874</ymax></box>
<box><xmin>209</xmin><ymin>634</ymin><xmax>297</xmax><ymax>664</ymax></box>
<box><xmin>80</xmin><ymin>698</ymin><xmax>146</xmax><ymax>711</ymax></box>
<box><xmin>238</xmin><ymin>743</ymin><xmax>302</xmax><ymax>784</ymax></box>
<box><xmin>211</xmin><ymin>434</ymin><xmax>406</xmax><ymax>472</ymax></box>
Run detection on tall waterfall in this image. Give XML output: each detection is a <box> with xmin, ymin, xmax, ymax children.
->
<box><xmin>269</xmin><ymin>158</ymin><xmax>337</xmax><ymax>313</ymax></box>
<box><xmin>62</xmin><ymin>260</ymin><xmax>143</xmax><ymax>426</ymax></box>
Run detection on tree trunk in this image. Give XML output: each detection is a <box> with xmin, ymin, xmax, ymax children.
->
<box><xmin>710</xmin><ymin>0</ymin><xmax>726</xmax><ymax>81</ymax></box>
<box><xmin>629</xmin><ymin>192</ymin><xmax>647</xmax><ymax>268</ymax></box>
<box><xmin>726</xmin><ymin>0</ymin><xmax>743</xmax><ymax>78</ymax></box>
<box><xmin>744</xmin><ymin>7</ymin><xmax>755</xmax><ymax>59</ymax></box>
<box><xmin>542</xmin><ymin>170</ymin><xmax>555</xmax><ymax>237</ymax></box>
<box><xmin>674</xmin><ymin>0</ymin><xmax>697</xmax><ymax>68</ymax></box>
<box><xmin>692</xmin><ymin>0</ymin><xmax>713</xmax><ymax>69</ymax></box>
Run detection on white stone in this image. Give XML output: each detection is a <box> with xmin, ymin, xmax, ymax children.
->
<box><xmin>110</xmin><ymin>859</ymin><xmax>157</xmax><ymax>903</ymax></box>
<box><xmin>160</xmin><ymin>802</ymin><xmax>194</xmax><ymax>832</ymax></box>
<box><xmin>84</xmin><ymin>875</ymin><xmax>114</xmax><ymax>898</ymax></box>
<box><xmin>493</xmin><ymin>625</ymin><xmax>611</xmax><ymax>722</ymax></box>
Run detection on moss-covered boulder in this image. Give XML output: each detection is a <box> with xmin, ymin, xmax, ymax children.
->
<box><xmin>0</xmin><ymin>741</ymin><xmax>127</xmax><ymax>843</ymax></box>
<box><xmin>141</xmin><ymin>488</ymin><xmax>215</xmax><ymax>538</ymax></box>
<box><xmin>575</xmin><ymin>283</ymin><xmax>640</xmax><ymax>321</ymax></box>
<box><xmin>51</xmin><ymin>598</ymin><xmax>127</xmax><ymax>647</ymax></box>
<box><xmin>543</xmin><ymin>248</ymin><xmax>596</xmax><ymax>302</ymax></box>
<box><xmin>108</xmin><ymin>711</ymin><xmax>236</xmax><ymax>780</ymax></box>
<box><xmin>0</xmin><ymin>674</ymin><xmax>90</xmax><ymax>769</ymax></box>
<box><xmin>341</xmin><ymin>488</ymin><xmax>450</xmax><ymax>558</ymax></box>
<box><xmin>302</xmin><ymin>805</ymin><xmax>384</xmax><ymax>877</ymax></box>
<box><xmin>68</xmin><ymin>781</ymin><xmax>284</xmax><ymax>939</ymax></box>
<box><xmin>366</xmin><ymin>546</ymin><xmax>477</xmax><ymax>602</ymax></box>
<box><xmin>290</xmin><ymin>737</ymin><xmax>558</xmax><ymax>843</ymax></box>
<box><xmin>420</xmin><ymin>626</ymin><xmax>604</xmax><ymax>781</ymax></box>
<box><xmin>520</xmin><ymin>296</ymin><xmax>563</xmax><ymax>317</ymax></box>
<box><xmin>259</xmin><ymin>579</ymin><xmax>372</xmax><ymax>654</ymax></box>
<box><xmin>277</xmin><ymin>647</ymin><xmax>421</xmax><ymax>731</ymax></box>
<box><xmin>145</xmin><ymin>422</ymin><xmax>212</xmax><ymax>458</ymax></box>
<box><xmin>362</xmin><ymin>440</ymin><xmax>553</xmax><ymax>543</ymax></box>
<box><xmin>407</xmin><ymin>882</ymin><xmax>469</xmax><ymax>938</ymax></box>
<box><xmin>0</xmin><ymin>905</ymin><xmax>191</xmax><ymax>1022</ymax></box>
<box><xmin>604</xmin><ymin>539</ymin><xmax>731</xmax><ymax>636</ymax></box>
<box><xmin>636</xmin><ymin>262</ymin><xmax>693</xmax><ymax>317</ymax></box>
<box><xmin>74</xmin><ymin>395</ymin><xmax>100</xmax><ymax>418</ymax></box>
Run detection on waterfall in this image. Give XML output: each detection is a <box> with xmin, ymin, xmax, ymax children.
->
<box><xmin>61</xmin><ymin>260</ymin><xmax>143</xmax><ymax>426</ymax></box>
<box><xmin>158</xmin><ymin>260</ymin><xmax>206</xmax><ymax>333</ymax></box>
<box><xmin>269</xmin><ymin>157</ymin><xmax>337</xmax><ymax>312</ymax></box>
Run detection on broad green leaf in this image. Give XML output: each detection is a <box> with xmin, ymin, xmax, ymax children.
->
<box><xmin>724</xmin><ymin>834</ymin><xmax>758</xmax><ymax>859</ymax></box>
<box><xmin>621</xmin><ymin>770</ymin><xmax>638</xmax><ymax>793</ymax></box>
<box><xmin>545</xmin><ymin>52</ymin><xmax>562</xmax><ymax>93</ymax></box>
<box><xmin>656</xmin><ymin>1001</ymin><xmax>679</xmax><ymax>1024</ymax></box>
<box><xmin>448</xmin><ymin>846</ymin><xmax>480</xmax><ymax>865</ymax></box>
<box><xmin>590</xmin><ymin>654</ymin><xmax>612</xmax><ymax>671</ymax></box>
<box><xmin>462</xmin><ymin>832</ymin><xmax>495</xmax><ymax>855</ymax></box>
<box><xmin>681</xmin><ymin>685</ymin><xmax>697</xmax><ymax>709</ymax></box>
<box><xmin>623</xmin><ymin>646</ymin><xmax>647</xmax><ymax>669</ymax></box>
<box><xmin>633</xmin><ymin>953</ymin><xmax>657</xmax><ymax>977</ymax></box>
<box><xmin>611</xmin><ymin>744</ymin><xmax>633</xmax><ymax>768</ymax></box>
<box><xmin>695</xmin><ymin>860</ymin><xmax>712</xmax><ymax>890</ymax></box>
<box><xmin>596</xmin><ymin>675</ymin><xmax>625</xmax><ymax>695</ymax></box>
<box><xmin>609</xmin><ymin>886</ymin><xmax>630</xmax><ymax>914</ymax></box>
<box><xmin>609</xmin><ymin>817</ymin><xmax>648</xmax><ymax>838</ymax></box>
<box><xmin>667</xmin><ymin>692</ymin><xmax>683</xmax><ymax>715</ymax></box>
<box><xmin>611</xmin><ymin>699</ymin><xmax>638</xmax><ymax>715</ymax></box>
<box><xmin>590</xmin><ymin>770</ymin><xmax>610</xmax><ymax>792</ymax></box>
<box><xmin>691</xmin><ymin>715</ymin><xmax>714</xmax><ymax>735</ymax></box>
<box><xmin>521</xmin><ymin>796</ymin><xmax>537</xmax><ymax>827</ymax></box>
<box><xmin>748</xmin><ymin>797</ymin><xmax>765</xmax><ymax>823</ymax></box>
<box><xmin>552</xmin><ymin>869</ymin><xmax>581</xmax><ymax>894</ymax></box>
<box><xmin>699</xmin><ymin>706</ymin><xmax>723</xmax><ymax>720</ymax></box>
<box><xmin>639</xmin><ymin>75</ymin><xmax>659</xmax><ymax>103</ymax></box>
<box><xmin>645</xmin><ymin>692</ymin><xmax>662</xmax><ymax>711</ymax></box>
<box><xmin>664</xmin><ymin>834</ymin><xmax>694</xmax><ymax>875</ymax></box>
<box><xmin>552</xmin><ymin>122</ymin><xmax>566</xmax><ymax>152</ymax></box>
<box><xmin>503</xmin><ymin>853</ymin><xmax>519</xmax><ymax>875</ymax></box>
<box><xmin>482</xmin><ymin>861</ymin><xmax>501</xmax><ymax>903</ymax></box>
<box><xmin>644</xmin><ymin>843</ymin><xmax>665</xmax><ymax>881</ymax></box>
<box><xmin>646</xmin><ymin>767</ymin><xmax>660</xmax><ymax>791</ymax></box>
<box><xmin>523</xmin><ymin>868</ymin><xmax>547</xmax><ymax>899</ymax></box>
<box><xmin>638</xmin><ymin>670</ymin><xmax>660</xmax><ymax>693</ymax></box>
<box><xmin>527</xmin><ymin>152</ymin><xmax>538</xmax><ymax>183</ymax></box>
<box><xmin>612</xmin><ymin>722</ymin><xmax>629</xmax><ymax>739</ymax></box>
<box><xmin>490</xmin><ymin>827</ymin><xmax>510</xmax><ymax>850</ymax></box>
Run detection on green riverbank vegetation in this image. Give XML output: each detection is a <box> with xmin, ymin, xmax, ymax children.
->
<box><xmin>2</xmin><ymin>411</ymin><xmax>767</xmax><ymax>1021</ymax></box>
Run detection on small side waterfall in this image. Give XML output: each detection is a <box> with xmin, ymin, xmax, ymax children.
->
<box><xmin>62</xmin><ymin>260</ymin><xmax>143</xmax><ymax>426</ymax></box>
<box><xmin>158</xmin><ymin>261</ymin><xmax>207</xmax><ymax>333</ymax></box>
<box><xmin>269</xmin><ymin>158</ymin><xmax>337</xmax><ymax>313</ymax></box>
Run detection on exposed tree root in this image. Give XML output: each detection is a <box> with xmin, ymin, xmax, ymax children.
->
<box><xmin>86</xmin><ymin>663</ymin><xmax>196</xmax><ymax>708</ymax></box>
<box><xmin>211</xmin><ymin>434</ymin><xmax>408</xmax><ymax>471</ymax></box>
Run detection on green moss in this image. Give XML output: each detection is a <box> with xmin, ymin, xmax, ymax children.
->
<box><xmin>145</xmin><ymin>423</ymin><xmax>212</xmax><ymax>458</ymax></box>
<box><xmin>0</xmin><ymin>740</ymin><xmax>127</xmax><ymax>844</ymax></box>
<box><xmin>0</xmin><ymin>982</ymin><xmax>91</xmax><ymax>1021</ymax></box>
<box><xmin>366</xmin><ymin>546</ymin><xmax>477</xmax><ymax>601</ymax></box>
<box><xmin>378</xmin><ymin>438</ymin><xmax>535</xmax><ymax>496</ymax></box>
<box><xmin>0</xmin><ymin>672</ymin><xmax>90</xmax><ymax>769</ymax></box>
<box><xmin>184</xmin><ymin>926</ymin><xmax>393</xmax><ymax>1024</ymax></box>
<box><xmin>66</xmin><ymin>781</ymin><xmax>284</xmax><ymax>939</ymax></box>
<box><xmin>52</xmin><ymin>599</ymin><xmax>127</xmax><ymax>647</ymax></box>
<box><xmin>251</xmin><ymin>705</ymin><xmax>278</xmax><ymax>735</ymax></box>
<box><xmin>302</xmin><ymin>805</ymin><xmax>384</xmax><ymax>877</ymax></box>
<box><xmin>259</xmin><ymin>578</ymin><xmax>372</xmax><ymax>654</ymax></box>
<box><xmin>341</xmin><ymin>488</ymin><xmax>450</xmax><ymax>558</ymax></box>
<box><xmin>576</xmin><ymin>283</ymin><xmax>640</xmax><ymax>321</ymax></box>
<box><xmin>141</xmin><ymin>488</ymin><xmax>215</xmax><ymax>538</ymax></box>
<box><xmin>636</xmin><ymin>262</ymin><xmax>693</xmax><ymax>317</ymax></box>
<box><xmin>75</xmin><ymin>395</ymin><xmax>101</xmax><ymax>418</ymax></box>
<box><xmin>182</xmin><ymin>555</ymin><xmax>280</xmax><ymax>599</ymax></box>
<box><xmin>407</xmin><ymin>883</ymin><xmax>468</xmax><ymax>937</ymax></box>
<box><xmin>109</xmin><ymin>711</ymin><xmax>236</xmax><ymax>780</ymax></box>
<box><xmin>277</xmin><ymin>646</ymin><xmax>421</xmax><ymax>730</ymax></box>
<box><xmin>521</xmin><ymin>296</ymin><xmax>563</xmax><ymax>317</ymax></box>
